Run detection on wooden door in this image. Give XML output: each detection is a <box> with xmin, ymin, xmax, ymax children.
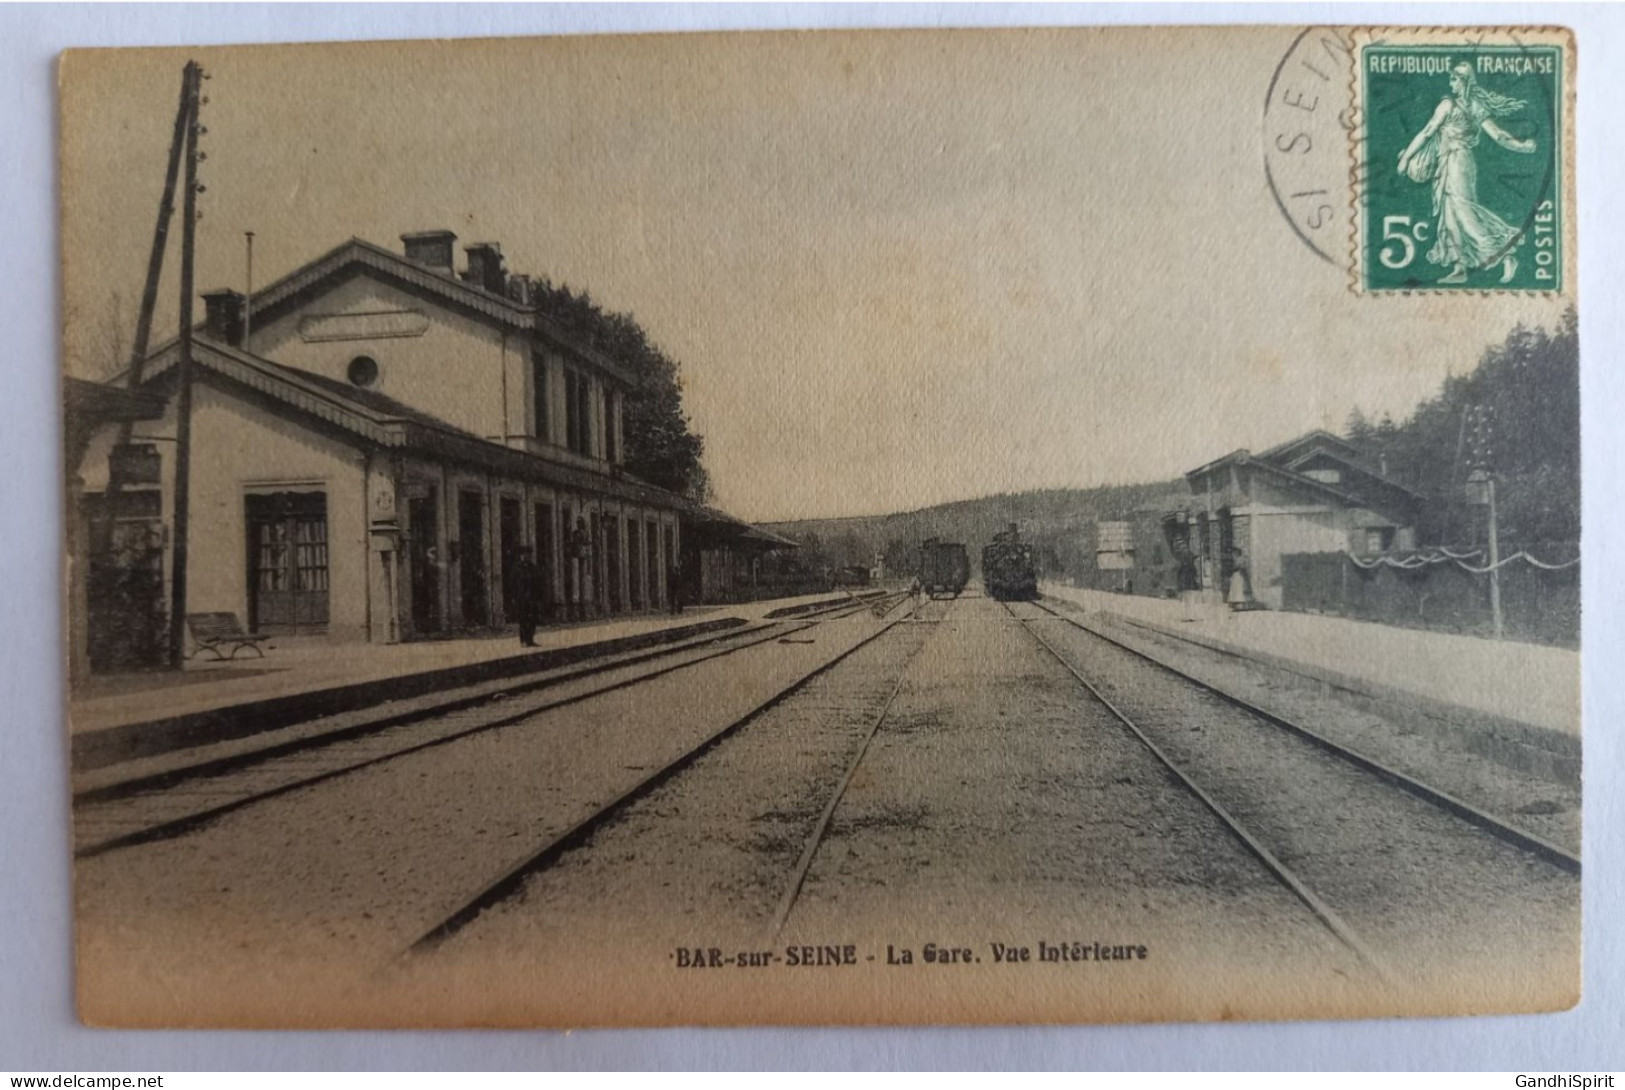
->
<box><xmin>247</xmin><ymin>491</ymin><xmax>329</xmax><ymax>634</ymax></box>
<box><xmin>602</xmin><ymin>514</ymin><xmax>622</xmax><ymax>612</ymax></box>
<box><xmin>458</xmin><ymin>489</ymin><xmax>488</xmax><ymax>626</ymax></box>
<box><xmin>534</xmin><ymin>502</ymin><xmax>556</xmax><ymax>618</ymax></box>
<box><xmin>408</xmin><ymin>492</ymin><xmax>441</xmax><ymax>634</ymax></box>
<box><xmin>627</xmin><ymin>519</ymin><xmax>644</xmax><ymax>609</ymax></box>
<box><xmin>499</xmin><ymin>496</ymin><xmax>522</xmax><ymax>620</ymax></box>
<box><xmin>646</xmin><ymin>520</ymin><xmax>662</xmax><ymax>608</ymax></box>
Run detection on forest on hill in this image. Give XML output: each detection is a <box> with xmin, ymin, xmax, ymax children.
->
<box><xmin>763</xmin><ymin>308</ymin><xmax>1578</xmax><ymax>584</ymax></box>
<box><xmin>1343</xmin><ymin>308</ymin><xmax>1578</xmax><ymax>551</ymax></box>
<box><xmin>761</xmin><ymin>481</ymin><xmax>1186</xmax><ymax>580</ymax></box>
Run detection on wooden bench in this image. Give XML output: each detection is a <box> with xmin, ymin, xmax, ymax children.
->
<box><xmin>186</xmin><ymin>612</ymin><xmax>271</xmax><ymax>661</ymax></box>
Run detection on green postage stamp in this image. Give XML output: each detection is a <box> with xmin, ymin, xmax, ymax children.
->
<box><xmin>1354</xmin><ymin>28</ymin><xmax>1573</xmax><ymax>293</ymax></box>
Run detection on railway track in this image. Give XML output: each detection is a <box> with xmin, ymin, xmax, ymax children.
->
<box><xmin>1003</xmin><ymin>597</ymin><xmax>1578</xmax><ymax>981</ymax></box>
<box><xmin>411</xmin><ymin>596</ymin><xmax>942</xmax><ymax>954</ymax></box>
<box><xmin>1022</xmin><ymin>598</ymin><xmax>1579</xmax><ymax>874</ymax></box>
<box><xmin>73</xmin><ymin>592</ymin><xmax>910</xmax><ymax>858</ymax></box>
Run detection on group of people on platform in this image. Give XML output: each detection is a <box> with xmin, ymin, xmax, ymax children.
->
<box><xmin>1176</xmin><ymin>546</ymin><xmax>1253</xmax><ymax>617</ymax></box>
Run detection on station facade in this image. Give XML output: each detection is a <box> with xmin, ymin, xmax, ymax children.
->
<box><xmin>77</xmin><ymin>231</ymin><xmax>687</xmax><ymax>651</ymax></box>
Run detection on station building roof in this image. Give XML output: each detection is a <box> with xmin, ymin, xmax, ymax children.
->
<box><xmin>126</xmin><ymin>335</ymin><xmax>689</xmax><ymax>510</ymax></box>
<box><xmin>1183</xmin><ymin>427</ymin><xmax>1423</xmax><ymax>517</ymax></box>
<box><xmin>242</xmin><ymin>236</ymin><xmax>639</xmax><ymax>388</ymax></box>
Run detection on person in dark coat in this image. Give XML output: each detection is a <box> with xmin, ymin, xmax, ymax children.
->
<box><xmin>512</xmin><ymin>546</ymin><xmax>541</xmax><ymax>646</ymax></box>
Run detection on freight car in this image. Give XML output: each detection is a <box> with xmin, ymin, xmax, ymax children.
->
<box><xmin>833</xmin><ymin>565</ymin><xmax>872</xmax><ymax>589</ymax></box>
<box><xmin>982</xmin><ymin>523</ymin><xmax>1039</xmax><ymax>601</ymax></box>
<box><xmin>918</xmin><ymin>538</ymin><xmax>971</xmax><ymax>599</ymax></box>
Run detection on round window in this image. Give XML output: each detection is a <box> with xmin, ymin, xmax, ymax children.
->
<box><xmin>347</xmin><ymin>355</ymin><xmax>379</xmax><ymax>387</ymax></box>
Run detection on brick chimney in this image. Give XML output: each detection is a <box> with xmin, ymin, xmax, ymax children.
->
<box><xmin>401</xmin><ymin>229</ymin><xmax>457</xmax><ymax>273</ymax></box>
<box><xmin>201</xmin><ymin>288</ymin><xmax>247</xmax><ymax>347</ymax></box>
<box><xmin>505</xmin><ymin>273</ymin><xmax>535</xmax><ymax>307</ymax></box>
<box><xmin>463</xmin><ymin>242</ymin><xmax>506</xmax><ymax>295</ymax></box>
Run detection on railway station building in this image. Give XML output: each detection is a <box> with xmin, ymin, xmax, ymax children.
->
<box><xmin>1165</xmin><ymin>430</ymin><xmax>1422</xmax><ymax>609</ymax></box>
<box><xmin>74</xmin><ymin>231</ymin><xmax>690</xmax><ymax>658</ymax></box>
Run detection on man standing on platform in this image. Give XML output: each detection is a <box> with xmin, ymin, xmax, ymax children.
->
<box><xmin>512</xmin><ymin>546</ymin><xmax>540</xmax><ymax>646</ymax></box>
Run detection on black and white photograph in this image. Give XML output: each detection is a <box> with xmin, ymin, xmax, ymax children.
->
<box><xmin>56</xmin><ymin>24</ymin><xmax>1582</xmax><ymax>1028</ymax></box>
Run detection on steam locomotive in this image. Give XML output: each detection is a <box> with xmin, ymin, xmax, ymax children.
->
<box><xmin>981</xmin><ymin>523</ymin><xmax>1039</xmax><ymax>601</ymax></box>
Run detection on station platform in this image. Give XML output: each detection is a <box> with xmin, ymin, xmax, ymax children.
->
<box><xmin>67</xmin><ymin>590</ymin><xmax>878</xmax><ymax>767</ymax></box>
<box><xmin>1040</xmin><ymin>583</ymin><xmax>1580</xmax><ymax>743</ymax></box>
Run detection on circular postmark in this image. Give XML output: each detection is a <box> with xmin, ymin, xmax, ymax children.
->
<box><xmin>1263</xmin><ymin>27</ymin><xmax>1360</xmax><ymax>267</ymax></box>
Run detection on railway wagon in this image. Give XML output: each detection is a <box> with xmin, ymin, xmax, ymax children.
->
<box><xmin>982</xmin><ymin>523</ymin><xmax>1039</xmax><ymax>601</ymax></box>
<box><xmin>918</xmin><ymin>538</ymin><xmax>970</xmax><ymax>599</ymax></box>
<box><xmin>833</xmin><ymin>565</ymin><xmax>872</xmax><ymax>589</ymax></box>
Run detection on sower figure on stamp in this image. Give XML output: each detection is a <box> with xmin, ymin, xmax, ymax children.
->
<box><xmin>1398</xmin><ymin>62</ymin><xmax>1537</xmax><ymax>284</ymax></box>
<box><xmin>511</xmin><ymin>546</ymin><xmax>540</xmax><ymax>646</ymax></box>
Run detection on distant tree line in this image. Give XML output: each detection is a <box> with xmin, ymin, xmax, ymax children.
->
<box><xmin>766</xmin><ymin>482</ymin><xmax>1186</xmax><ymax>582</ymax></box>
<box><xmin>767</xmin><ymin>310</ymin><xmax>1580</xmax><ymax>583</ymax></box>
<box><xmin>1344</xmin><ymin>308</ymin><xmax>1578</xmax><ymax>548</ymax></box>
<box><xmin>530</xmin><ymin>280</ymin><xmax>710</xmax><ymax>501</ymax></box>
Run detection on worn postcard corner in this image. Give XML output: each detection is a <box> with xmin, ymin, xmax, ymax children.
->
<box><xmin>60</xmin><ymin>24</ymin><xmax>1580</xmax><ymax>1029</ymax></box>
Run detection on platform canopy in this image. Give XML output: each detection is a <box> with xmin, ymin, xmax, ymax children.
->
<box><xmin>682</xmin><ymin>506</ymin><xmax>800</xmax><ymax>553</ymax></box>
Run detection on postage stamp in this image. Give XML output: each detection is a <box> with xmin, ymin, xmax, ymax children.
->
<box><xmin>1352</xmin><ymin>28</ymin><xmax>1573</xmax><ymax>293</ymax></box>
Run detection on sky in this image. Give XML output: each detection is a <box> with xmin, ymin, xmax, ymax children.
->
<box><xmin>59</xmin><ymin>28</ymin><xmax>1572</xmax><ymax>522</ymax></box>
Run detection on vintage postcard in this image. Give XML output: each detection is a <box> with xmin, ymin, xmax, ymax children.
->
<box><xmin>60</xmin><ymin>26</ymin><xmax>1580</xmax><ymax>1027</ymax></box>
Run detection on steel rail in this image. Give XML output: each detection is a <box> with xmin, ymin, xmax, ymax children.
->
<box><xmin>78</xmin><ymin>593</ymin><xmax>900</xmax><ymax>808</ymax></box>
<box><xmin>76</xmin><ymin>601</ymin><xmax>901</xmax><ymax>859</ymax></box>
<box><xmin>1003</xmin><ymin>602</ymin><xmax>1396</xmax><ymax>984</ymax></box>
<box><xmin>767</xmin><ymin>604</ymin><xmax>939</xmax><ymax>936</ymax></box>
<box><xmin>78</xmin><ymin>624</ymin><xmax>767</xmax><ymax>806</ymax></box>
<box><xmin>1027</xmin><ymin>599</ymin><xmax>1580</xmax><ymax>876</ymax></box>
<box><xmin>409</xmin><ymin>603</ymin><xmax>917</xmax><ymax>952</ymax></box>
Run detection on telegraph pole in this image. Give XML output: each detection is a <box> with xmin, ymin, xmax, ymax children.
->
<box><xmin>244</xmin><ymin>230</ymin><xmax>255</xmax><ymax>349</ymax></box>
<box><xmin>168</xmin><ymin>61</ymin><xmax>204</xmax><ymax>668</ymax></box>
<box><xmin>121</xmin><ymin>65</ymin><xmax>192</xmax><ymax>400</ymax></box>
<box><xmin>1465</xmin><ymin>404</ymin><xmax>1504</xmax><ymax>642</ymax></box>
<box><xmin>104</xmin><ymin>60</ymin><xmax>190</xmax><ymax>533</ymax></box>
<box><xmin>1486</xmin><ymin>474</ymin><xmax>1504</xmax><ymax>640</ymax></box>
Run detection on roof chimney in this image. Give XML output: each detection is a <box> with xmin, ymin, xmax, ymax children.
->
<box><xmin>201</xmin><ymin>289</ymin><xmax>247</xmax><ymax>348</ymax></box>
<box><xmin>463</xmin><ymin>242</ymin><xmax>506</xmax><ymax>295</ymax></box>
<box><xmin>505</xmin><ymin>273</ymin><xmax>535</xmax><ymax>307</ymax></box>
<box><xmin>401</xmin><ymin>229</ymin><xmax>457</xmax><ymax>273</ymax></box>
